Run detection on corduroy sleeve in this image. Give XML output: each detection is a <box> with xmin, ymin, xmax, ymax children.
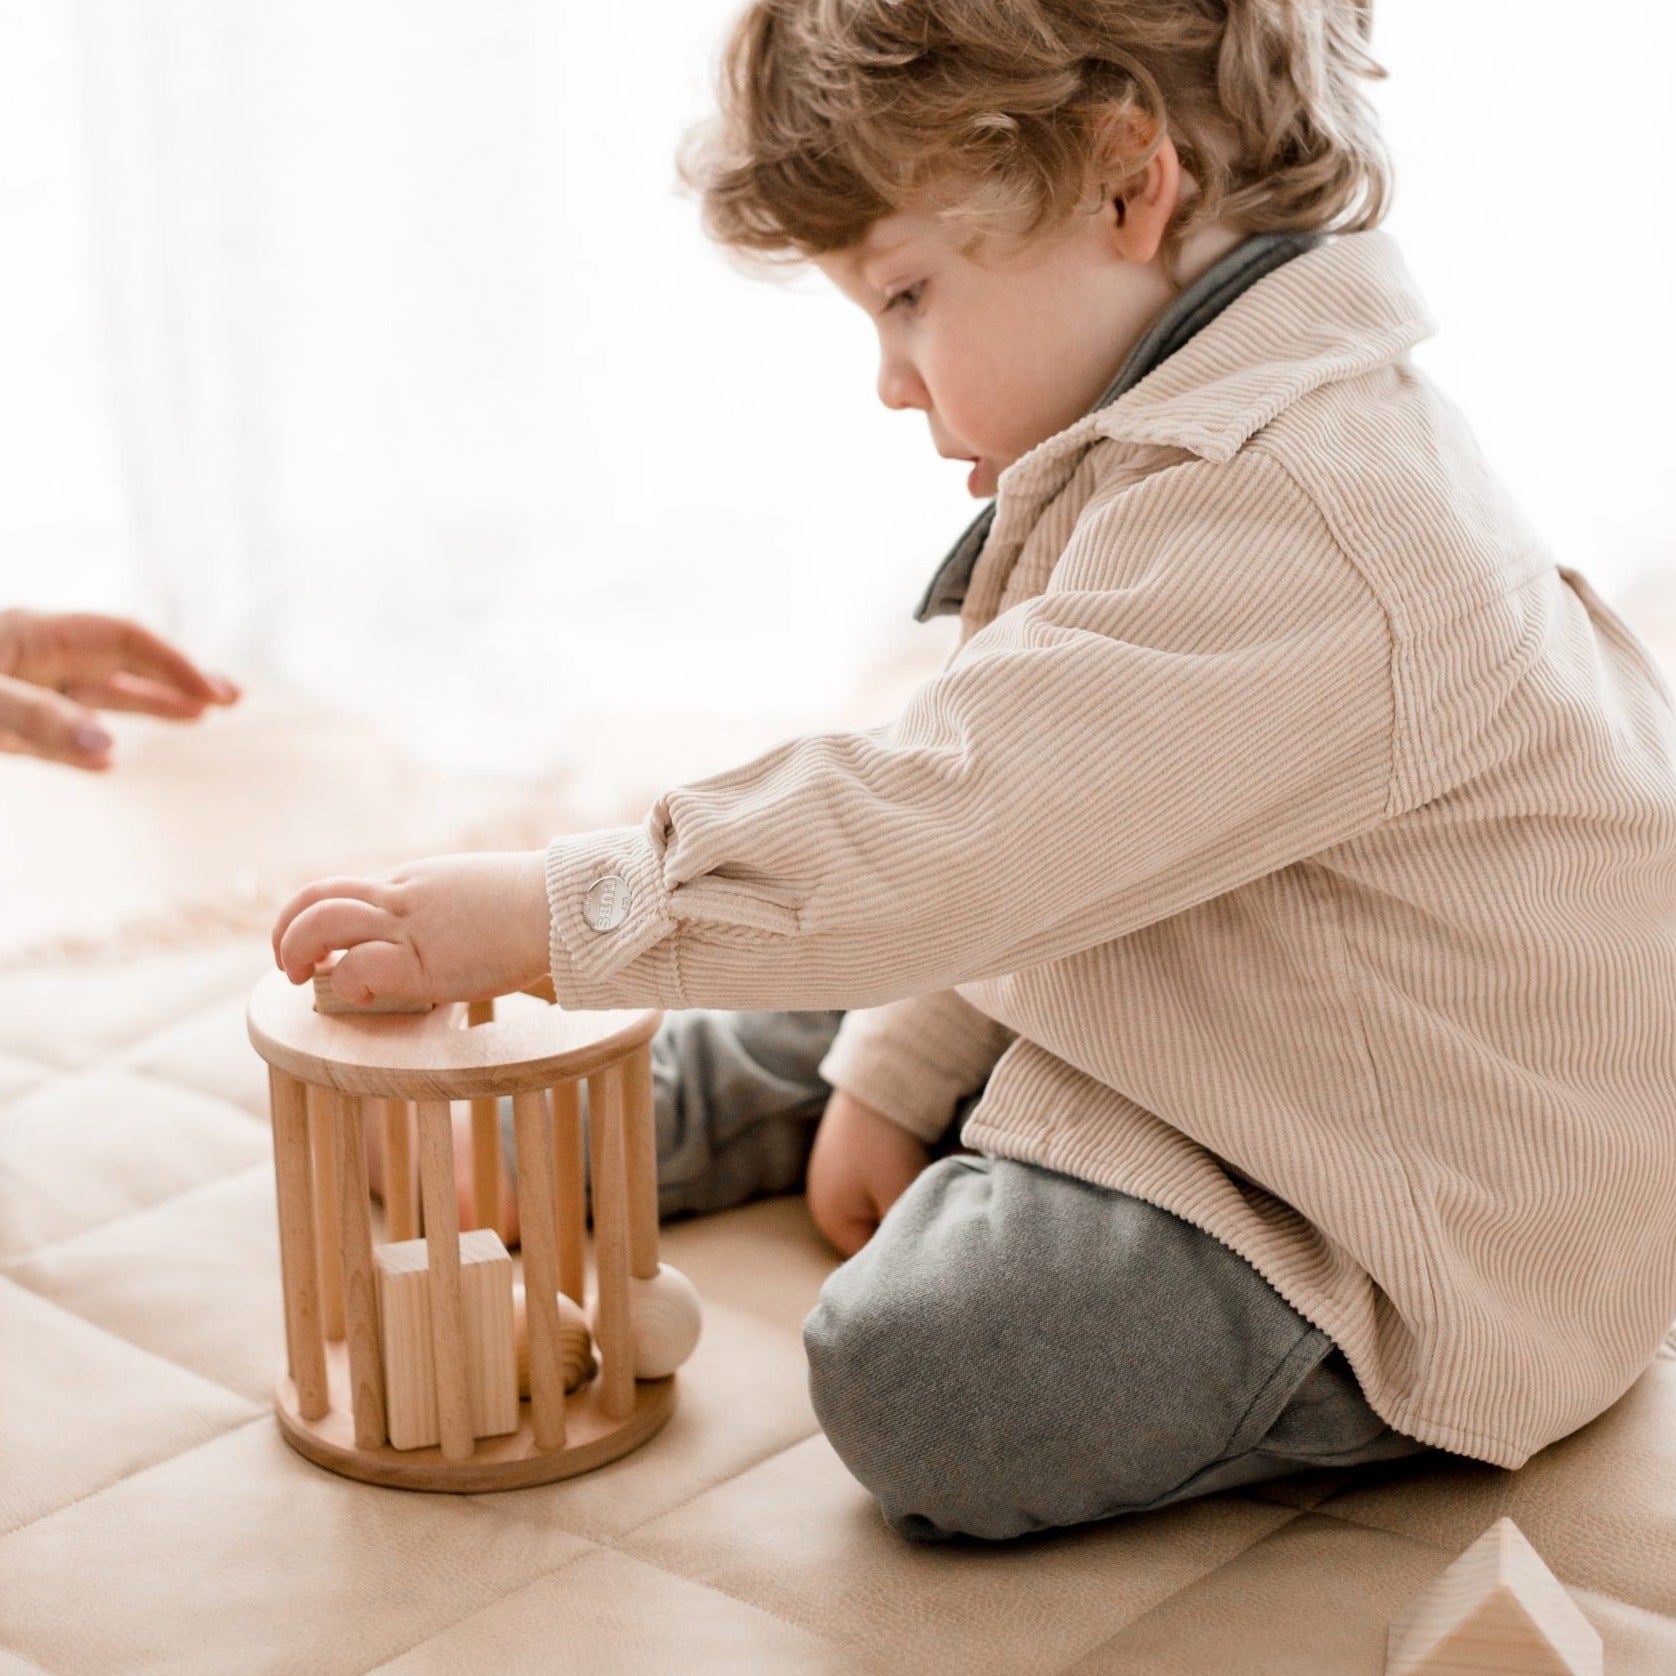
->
<box><xmin>545</xmin><ymin>450</ymin><xmax>1397</xmax><ymax>1014</ymax></box>
<box><xmin>815</xmin><ymin>991</ymin><xmax>1016</xmax><ymax>1144</ymax></box>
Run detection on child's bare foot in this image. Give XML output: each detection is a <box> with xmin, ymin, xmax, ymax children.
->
<box><xmin>363</xmin><ymin>1100</ymin><xmax>521</xmax><ymax>1247</ymax></box>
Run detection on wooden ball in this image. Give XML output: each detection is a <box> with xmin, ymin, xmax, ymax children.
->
<box><xmin>512</xmin><ymin>1285</ymin><xmax>596</xmax><ymax>1398</ymax></box>
<box><xmin>624</xmin><ymin>1263</ymin><xmax>703</xmax><ymax>1379</ymax></box>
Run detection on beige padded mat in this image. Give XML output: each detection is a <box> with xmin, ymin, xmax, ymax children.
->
<box><xmin>3</xmin><ymin>687</ymin><xmax>1675</xmax><ymax>1673</ymax></box>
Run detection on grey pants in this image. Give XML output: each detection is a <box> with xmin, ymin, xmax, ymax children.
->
<box><xmin>506</xmin><ymin>1008</ymin><xmax>1437</xmax><ymax>1542</ymax></box>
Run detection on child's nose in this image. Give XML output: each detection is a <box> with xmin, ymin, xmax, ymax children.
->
<box><xmin>877</xmin><ymin>357</ymin><xmax>928</xmax><ymax>413</ymax></box>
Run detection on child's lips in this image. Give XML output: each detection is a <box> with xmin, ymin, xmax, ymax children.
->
<box><xmin>936</xmin><ymin>445</ymin><xmax>989</xmax><ymax>496</ymax></box>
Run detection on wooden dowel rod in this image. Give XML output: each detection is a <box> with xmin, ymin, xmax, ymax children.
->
<box><xmin>513</xmin><ymin>1088</ymin><xmax>566</xmax><ymax>1450</ymax></box>
<box><xmin>590</xmin><ymin>1065</ymin><xmax>634</xmax><ymax>1419</ymax></box>
<box><xmin>332</xmin><ymin>1090</ymin><xmax>387</xmax><ymax>1450</ymax></box>
<box><xmin>377</xmin><ymin>1098</ymin><xmax>418</xmax><ymax>1243</ymax></box>
<box><xmin>270</xmin><ymin>1068</ymin><xmax>328</xmax><ymax>1421</ymax></box>
<box><xmin>466</xmin><ymin>997</ymin><xmax>499</xmax><ymax>1235</ymax></box>
<box><xmin>550</xmin><ymin>1078</ymin><xmax>586</xmax><ymax>1307</ymax></box>
<box><xmin>469</xmin><ymin>1097</ymin><xmax>500</xmax><ymax>1233</ymax></box>
<box><xmin>622</xmin><ymin>1041</ymin><xmax>659</xmax><ymax>1282</ymax></box>
<box><xmin>416</xmin><ymin>1099</ymin><xmax>474</xmax><ymax>1463</ymax></box>
<box><xmin>306</xmin><ymin>1083</ymin><xmax>345</xmax><ymax>1342</ymax></box>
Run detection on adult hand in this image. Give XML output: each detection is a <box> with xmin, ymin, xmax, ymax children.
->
<box><xmin>0</xmin><ymin>609</ymin><xmax>239</xmax><ymax>770</ymax></box>
<box><xmin>273</xmin><ymin>850</ymin><xmax>553</xmax><ymax>1010</ymax></box>
<box><xmin>805</xmin><ymin>1087</ymin><xmax>932</xmax><ymax>1258</ymax></box>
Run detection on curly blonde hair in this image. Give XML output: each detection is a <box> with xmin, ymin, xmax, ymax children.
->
<box><xmin>679</xmin><ymin>0</ymin><xmax>1391</xmax><ymax>270</ymax></box>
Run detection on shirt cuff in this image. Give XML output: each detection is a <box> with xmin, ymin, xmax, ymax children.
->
<box><xmin>817</xmin><ymin>1027</ymin><xmax>969</xmax><ymax>1145</ymax></box>
<box><xmin>545</xmin><ymin>823</ymin><xmax>687</xmax><ymax>1011</ymax></box>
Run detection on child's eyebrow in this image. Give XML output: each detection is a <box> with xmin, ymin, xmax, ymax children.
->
<box><xmin>858</xmin><ymin>238</ymin><xmax>917</xmax><ymax>281</ymax></box>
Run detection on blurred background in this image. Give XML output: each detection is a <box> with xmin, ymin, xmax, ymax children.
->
<box><xmin>2</xmin><ymin>0</ymin><xmax>1673</xmax><ymax>787</ymax></box>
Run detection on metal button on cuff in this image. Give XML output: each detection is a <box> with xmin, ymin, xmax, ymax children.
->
<box><xmin>583</xmin><ymin>874</ymin><xmax>631</xmax><ymax>932</ymax></box>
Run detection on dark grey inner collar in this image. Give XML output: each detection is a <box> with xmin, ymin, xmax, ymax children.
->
<box><xmin>911</xmin><ymin>230</ymin><xmax>1323</xmax><ymax>623</ymax></box>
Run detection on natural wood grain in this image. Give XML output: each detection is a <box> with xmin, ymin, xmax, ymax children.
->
<box><xmin>622</xmin><ymin>1040</ymin><xmax>659</xmax><ymax>1283</ymax></box>
<box><xmin>305</xmin><ymin>1082</ymin><xmax>345</xmax><ymax>1342</ymax></box>
<box><xmin>376</xmin><ymin>1097</ymin><xmax>417</xmax><ymax>1242</ymax></box>
<box><xmin>513</xmin><ymin>1087</ymin><xmax>567</xmax><ymax>1450</ymax></box>
<box><xmin>332</xmin><ymin>1089</ymin><xmax>387</xmax><ymax>1449</ymax></box>
<box><xmin>376</xmin><ymin>1238</ymin><xmax>433</xmax><ymax>1449</ymax></box>
<box><xmin>590</xmin><ymin>1063</ymin><xmax>634</xmax><ymax>1420</ymax></box>
<box><xmin>551</xmin><ymin>1077</ymin><xmax>587</xmax><ymax>1306</ymax></box>
<box><xmin>465</xmin><ymin>998</ymin><xmax>501</xmax><ymax>1234</ymax></box>
<box><xmin>1386</xmin><ymin>1516</ymin><xmax>1603</xmax><ymax>1676</ymax></box>
<box><xmin>250</xmin><ymin>972</ymin><xmax>658</xmax><ymax>1099</ymax></box>
<box><xmin>513</xmin><ymin>1284</ymin><xmax>596</xmax><ymax>1398</ymax></box>
<box><xmin>463</xmin><ymin>1232</ymin><xmax>519</xmax><ymax>1438</ymax></box>
<box><xmin>376</xmin><ymin>1232</ymin><xmax>517</xmax><ymax>1450</ymax></box>
<box><xmin>269</xmin><ymin>1067</ymin><xmax>328</xmax><ymax>1421</ymax></box>
<box><xmin>276</xmin><ymin>1350</ymin><xmax>676</xmax><ymax>1491</ymax></box>
<box><xmin>250</xmin><ymin>977</ymin><xmax>675</xmax><ymax>1490</ymax></box>
<box><xmin>415</xmin><ymin>1099</ymin><xmax>474</xmax><ymax>1462</ymax></box>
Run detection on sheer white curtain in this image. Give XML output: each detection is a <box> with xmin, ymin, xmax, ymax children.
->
<box><xmin>2</xmin><ymin>2</ymin><xmax>1671</xmax><ymax>776</ymax></box>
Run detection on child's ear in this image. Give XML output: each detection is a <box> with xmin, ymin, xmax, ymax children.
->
<box><xmin>1098</xmin><ymin>120</ymin><xmax>1183</xmax><ymax>267</ymax></box>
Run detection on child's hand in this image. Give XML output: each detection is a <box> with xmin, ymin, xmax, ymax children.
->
<box><xmin>271</xmin><ymin>850</ymin><xmax>552</xmax><ymax>1009</ymax></box>
<box><xmin>805</xmin><ymin>1087</ymin><xmax>931</xmax><ymax>1258</ymax></box>
<box><xmin>0</xmin><ymin>608</ymin><xmax>239</xmax><ymax>771</ymax></box>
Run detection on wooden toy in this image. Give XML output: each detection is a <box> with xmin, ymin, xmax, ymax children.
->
<box><xmin>248</xmin><ymin>974</ymin><xmax>702</xmax><ymax>1491</ymax></box>
<box><xmin>626</xmin><ymin>1263</ymin><xmax>704</xmax><ymax>1378</ymax></box>
<box><xmin>513</xmin><ymin>1284</ymin><xmax>596</xmax><ymax>1398</ymax></box>
<box><xmin>377</xmin><ymin>1230</ymin><xmax>518</xmax><ymax>1450</ymax></box>
<box><xmin>1385</xmin><ymin>1516</ymin><xmax>1603</xmax><ymax>1676</ymax></box>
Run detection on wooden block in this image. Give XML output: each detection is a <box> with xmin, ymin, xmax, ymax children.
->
<box><xmin>313</xmin><ymin>964</ymin><xmax>432</xmax><ymax>1016</ymax></box>
<box><xmin>375</xmin><ymin>1230</ymin><xmax>518</xmax><ymax>1451</ymax></box>
<box><xmin>1386</xmin><ymin>1516</ymin><xmax>1603</xmax><ymax>1676</ymax></box>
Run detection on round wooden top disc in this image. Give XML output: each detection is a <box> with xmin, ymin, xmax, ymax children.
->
<box><xmin>247</xmin><ymin>969</ymin><xmax>660</xmax><ymax>1100</ymax></box>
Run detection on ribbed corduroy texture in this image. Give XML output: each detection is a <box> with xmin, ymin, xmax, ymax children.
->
<box><xmin>547</xmin><ymin>231</ymin><xmax>1676</xmax><ymax>1469</ymax></box>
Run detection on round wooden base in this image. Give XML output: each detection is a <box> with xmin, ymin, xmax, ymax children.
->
<box><xmin>274</xmin><ymin>1342</ymin><xmax>676</xmax><ymax>1493</ymax></box>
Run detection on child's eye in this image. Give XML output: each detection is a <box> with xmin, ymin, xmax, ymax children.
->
<box><xmin>883</xmin><ymin>282</ymin><xmax>925</xmax><ymax>316</ymax></box>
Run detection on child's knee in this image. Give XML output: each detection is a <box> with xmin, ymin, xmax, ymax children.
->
<box><xmin>801</xmin><ymin>1260</ymin><xmax>1031</xmax><ymax>1542</ymax></box>
<box><xmin>803</xmin><ymin>1281</ymin><xmax>942</xmax><ymax>1534</ymax></box>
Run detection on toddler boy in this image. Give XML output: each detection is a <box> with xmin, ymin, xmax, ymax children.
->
<box><xmin>275</xmin><ymin>0</ymin><xmax>1676</xmax><ymax>1541</ymax></box>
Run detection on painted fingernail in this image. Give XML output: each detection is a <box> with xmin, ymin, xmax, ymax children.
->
<box><xmin>74</xmin><ymin>723</ymin><xmax>113</xmax><ymax>754</ymax></box>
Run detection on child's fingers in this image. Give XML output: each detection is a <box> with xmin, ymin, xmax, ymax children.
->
<box><xmin>271</xmin><ymin>875</ymin><xmax>395</xmax><ymax>966</ymax></box>
<box><xmin>277</xmin><ymin>896</ymin><xmax>401</xmax><ymax>984</ymax></box>
<box><xmin>823</xmin><ymin>1206</ymin><xmax>876</xmax><ymax>1259</ymax></box>
<box><xmin>330</xmin><ymin>941</ymin><xmax>424</xmax><ymax>1009</ymax></box>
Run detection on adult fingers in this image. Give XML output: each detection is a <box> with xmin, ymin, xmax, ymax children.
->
<box><xmin>61</xmin><ymin>672</ymin><xmax>214</xmax><ymax>719</ymax></box>
<box><xmin>0</xmin><ymin>674</ymin><xmax>113</xmax><ymax>769</ymax></box>
<box><xmin>39</xmin><ymin>614</ymin><xmax>238</xmax><ymax>705</ymax></box>
<box><xmin>276</xmin><ymin>894</ymin><xmax>401</xmax><ymax>984</ymax></box>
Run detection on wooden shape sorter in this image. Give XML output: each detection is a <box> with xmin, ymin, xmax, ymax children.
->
<box><xmin>1385</xmin><ymin>1516</ymin><xmax>1603</xmax><ymax>1676</ymax></box>
<box><xmin>247</xmin><ymin>975</ymin><xmax>702</xmax><ymax>1493</ymax></box>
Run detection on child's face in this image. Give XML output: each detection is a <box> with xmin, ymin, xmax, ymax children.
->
<box><xmin>817</xmin><ymin>202</ymin><xmax>1188</xmax><ymax>499</ymax></box>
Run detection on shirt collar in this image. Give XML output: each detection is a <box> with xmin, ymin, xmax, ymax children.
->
<box><xmin>913</xmin><ymin>229</ymin><xmax>1436</xmax><ymax>622</ymax></box>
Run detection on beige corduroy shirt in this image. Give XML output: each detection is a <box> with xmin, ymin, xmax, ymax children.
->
<box><xmin>545</xmin><ymin>230</ymin><xmax>1676</xmax><ymax>1470</ymax></box>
